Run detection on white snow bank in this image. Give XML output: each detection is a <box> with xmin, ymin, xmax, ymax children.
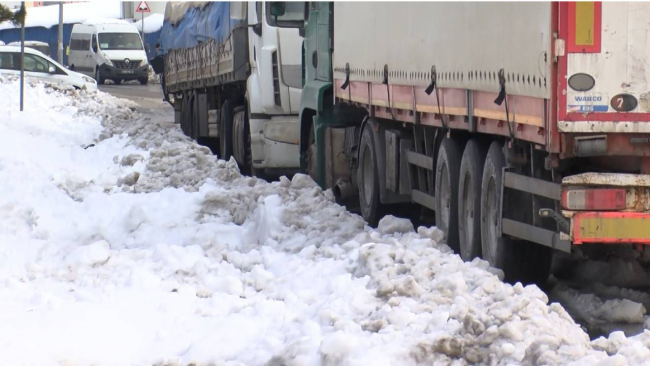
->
<box><xmin>0</xmin><ymin>2</ymin><xmax>121</xmax><ymax>30</ymax></box>
<box><xmin>134</xmin><ymin>13</ymin><xmax>164</xmax><ymax>33</ymax></box>
<box><xmin>0</xmin><ymin>75</ymin><xmax>648</xmax><ymax>365</ymax></box>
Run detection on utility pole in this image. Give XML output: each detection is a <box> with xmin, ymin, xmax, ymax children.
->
<box><xmin>20</xmin><ymin>1</ymin><xmax>25</xmax><ymax>112</ymax></box>
<box><xmin>57</xmin><ymin>1</ymin><xmax>63</xmax><ymax>64</ymax></box>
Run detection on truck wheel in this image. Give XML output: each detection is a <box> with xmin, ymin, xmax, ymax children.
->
<box><xmin>307</xmin><ymin>125</ymin><xmax>317</xmax><ymax>181</ymax></box>
<box><xmin>138</xmin><ymin>77</ymin><xmax>148</xmax><ymax>85</ymax></box>
<box><xmin>480</xmin><ymin>141</ymin><xmax>551</xmax><ymax>285</ymax></box>
<box><xmin>435</xmin><ymin>137</ymin><xmax>462</xmax><ymax>252</ymax></box>
<box><xmin>94</xmin><ymin>68</ymin><xmax>104</xmax><ymax>85</ymax></box>
<box><xmin>358</xmin><ymin>126</ymin><xmax>382</xmax><ymax>226</ymax></box>
<box><xmin>458</xmin><ymin>139</ymin><xmax>486</xmax><ymax>261</ymax></box>
<box><xmin>113</xmin><ymin>79</ymin><xmax>122</xmax><ymax>85</ymax></box>
<box><xmin>219</xmin><ymin>99</ymin><xmax>237</xmax><ymax>161</ymax></box>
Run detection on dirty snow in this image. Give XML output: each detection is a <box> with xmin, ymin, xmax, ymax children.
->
<box><xmin>0</xmin><ymin>75</ymin><xmax>649</xmax><ymax>365</ymax></box>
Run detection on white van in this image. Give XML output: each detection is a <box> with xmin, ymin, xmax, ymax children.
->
<box><xmin>68</xmin><ymin>22</ymin><xmax>149</xmax><ymax>85</ymax></box>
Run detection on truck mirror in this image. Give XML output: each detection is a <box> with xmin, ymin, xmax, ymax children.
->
<box><xmin>270</xmin><ymin>2</ymin><xmax>286</xmax><ymax>17</ymax></box>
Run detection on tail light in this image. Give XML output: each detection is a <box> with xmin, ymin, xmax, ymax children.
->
<box><xmin>561</xmin><ymin>188</ymin><xmax>626</xmax><ymax>211</ymax></box>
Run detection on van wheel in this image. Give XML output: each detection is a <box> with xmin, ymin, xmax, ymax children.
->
<box><xmin>138</xmin><ymin>77</ymin><xmax>148</xmax><ymax>85</ymax></box>
<box><xmin>458</xmin><ymin>139</ymin><xmax>486</xmax><ymax>261</ymax></box>
<box><xmin>113</xmin><ymin>79</ymin><xmax>121</xmax><ymax>85</ymax></box>
<box><xmin>480</xmin><ymin>141</ymin><xmax>552</xmax><ymax>285</ymax></box>
<box><xmin>94</xmin><ymin>68</ymin><xmax>104</xmax><ymax>85</ymax></box>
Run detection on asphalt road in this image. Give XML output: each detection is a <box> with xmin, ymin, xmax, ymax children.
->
<box><xmin>99</xmin><ymin>82</ymin><xmax>164</xmax><ymax>101</ymax></box>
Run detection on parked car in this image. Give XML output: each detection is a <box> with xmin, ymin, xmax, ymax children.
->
<box><xmin>0</xmin><ymin>46</ymin><xmax>97</xmax><ymax>90</ymax></box>
<box><xmin>8</xmin><ymin>41</ymin><xmax>51</xmax><ymax>58</ymax></box>
<box><xmin>68</xmin><ymin>22</ymin><xmax>149</xmax><ymax>85</ymax></box>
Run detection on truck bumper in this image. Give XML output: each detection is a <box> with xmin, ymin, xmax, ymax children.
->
<box><xmin>572</xmin><ymin>212</ymin><xmax>650</xmax><ymax>244</ymax></box>
<box><xmin>99</xmin><ymin>64</ymin><xmax>148</xmax><ymax>81</ymax></box>
<box><xmin>249</xmin><ymin>116</ymin><xmax>300</xmax><ymax>170</ymax></box>
<box><xmin>563</xmin><ymin>173</ymin><xmax>650</xmax><ymax>245</ymax></box>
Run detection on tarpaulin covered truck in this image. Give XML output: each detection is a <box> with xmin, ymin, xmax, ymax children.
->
<box><xmin>283</xmin><ymin>2</ymin><xmax>650</xmax><ymax>283</ymax></box>
<box><xmin>159</xmin><ymin>2</ymin><xmax>304</xmax><ymax>176</ymax></box>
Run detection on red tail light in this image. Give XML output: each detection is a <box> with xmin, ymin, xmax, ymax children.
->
<box><xmin>561</xmin><ymin>188</ymin><xmax>626</xmax><ymax>211</ymax></box>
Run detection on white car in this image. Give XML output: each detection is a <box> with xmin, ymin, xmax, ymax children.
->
<box><xmin>0</xmin><ymin>46</ymin><xmax>97</xmax><ymax>90</ymax></box>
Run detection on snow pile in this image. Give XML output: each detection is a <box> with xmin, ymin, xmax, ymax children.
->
<box><xmin>0</xmin><ymin>2</ymin><xmax>122</xmax><ymax>30</ymax></box>
<box><xmin>551</xmin><ymin>251</ymin><xmax>650</xmax><ymax>335</ymax></box>
<box><xmin>134</xmin><ymin>13</ymin><xmax>164</xmax><ymax>34</ymax></box>
<box><xmin>0</xmin><ymin>76</ymin><xmax>649</xmax><ymax>365</ymax></box>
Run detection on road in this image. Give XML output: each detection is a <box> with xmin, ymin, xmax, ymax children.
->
<box><xmin>99</xmin><ymin>81</ymin><xmax>174</xmax><ymax>123</ymax></box>
<box><xmin>99</xmin><ymin>82</ymin><xmax>164</xmax><ymax>101</ymax></box>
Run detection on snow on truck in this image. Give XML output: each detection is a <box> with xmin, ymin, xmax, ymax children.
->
<box><xmin>276</xmin><ymin>2</ymin><xmax>650</xmax><ymax>284</ymax></box>
<box><xmin>159</xmin><ymin>2</ymin><xmax>304</xmax><ymax>176</ymax></box>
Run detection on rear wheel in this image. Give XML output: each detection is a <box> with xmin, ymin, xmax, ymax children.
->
<box><xmin>94</xmin><ymin>68</ymin><xmax>104</xmax><ymax>85</ymax></box>
<box><xmin>458</xmin><ymin>139</ymin><xmax>486</xmax><ymax>261</ymax></box>
<box><xmin>219</xmin><ymin>99</ymin><xmax>238</xmax><ymax>161</ymax></box>
<box><xmin>480</xmin><ymin>141</ymin><xmax>551</xmax><ymax>285</ymax></box>
<box><xmin>358</xmin><ymin>126</ymin><xmax>382</xmax><ymax>226</ymax></box>
<box><xmin>306</xmin><ymin>124</ymin><xmax>317</xmax><ymax>182</ymax></box>
<box><xmin>435</xmin><ymin>137</ymin><xmax>462</xmax><ymax>252</ymax></box>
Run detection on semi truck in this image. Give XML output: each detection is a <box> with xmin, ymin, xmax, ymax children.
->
<box><xmin>280</xmin><ymin>2</ymin><xmax>650</xmax><ymax>284</ymax></box>
<box><xmin>158</xmin><ymin>2</ymin><xmax>304</xmax><ymax>176</ymax></box>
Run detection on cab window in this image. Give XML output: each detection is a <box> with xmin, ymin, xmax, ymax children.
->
<box><xmin>266</xmin><ymin>2</ymin><xmax>305</xmax><ymax>28</ymax></box>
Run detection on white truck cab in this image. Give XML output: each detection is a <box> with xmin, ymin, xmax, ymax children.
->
<box><xmin>243</xmin><ymin>1</ymin><xmax>305</xmax><ymax>171</ymax></box>
<box><xmin>68</xmin><ymin>22</ymin><xmax>149</xmax><ymax>85</ymax></box>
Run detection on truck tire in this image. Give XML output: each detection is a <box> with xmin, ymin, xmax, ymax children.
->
<box><xmin>480</xmin><ymin>141</ymin><xmax>551</xmax><ymax>285</ymax></box>
<box><xmin>458</xmin><ymin>139</ymin><xmax>486</xmax><ymax>261</ymax></box>
<box><xmin>358</xmin><ymin>125</ymin><xmax>382</xmax><ymax>226</ymax></box>
<box><xmin>219</xmin><ymin>99</ymin><xmax>238</xmax><ymax>161</ymax></box>
<box><xmin>138</xmin><ymin>77</ymin><xmax>148</xmax><ymax>85</ymax></box>
<box><xmin>435</xmin><ymin>137</ymin><xmax>462</xmax><ymax>252</ymax></box>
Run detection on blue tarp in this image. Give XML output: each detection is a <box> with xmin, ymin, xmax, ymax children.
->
<box><xmin>160</xmin><ymin>2</ymin><xmax>242</xmax><ymax>54</ymax></box>
<box><xmin>0</xmin><ymin>24</ymin><xmax>74</xmax><ymax>65</ymax></box>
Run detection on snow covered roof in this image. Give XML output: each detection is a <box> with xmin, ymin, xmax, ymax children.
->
<box><xmin>83</xmin><ymin>18</ymin><xmax>129</xmax><ymax>26</ymax></box>
<box><xmin>0</xmin><ymin>2</ymin><xmax>122</xmax><ymax>30</ymax></box>
<box><xmin>134</xmin><ymin>13</ymin><xmax>164</xmax><ymax>34</ymax></box>
<box><xmin>7</xmin><ymin>40</ymin><xmax>49</xmax><ymax>47</ymax></box>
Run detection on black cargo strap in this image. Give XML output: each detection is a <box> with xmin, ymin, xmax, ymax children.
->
<box><xmin>340</xmin><ymin>63</ymin><xmax>351</xmax><ymax>102</ymax></box>
<box><xmin>424</xmin><ymin>66</ymin><xmax>448</xmax><ymax>131</ymax></box>
<box><xmin>494</xmin><ymin>68</ymin><xmax>514</xmax><ymax>139</ymax></box>
<box><xmin>383</xmin><ymin>65</ymin><xmax>397</xmax><ymax>121</ymax></box>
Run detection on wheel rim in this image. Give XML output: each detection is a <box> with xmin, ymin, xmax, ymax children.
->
<box><xmin>362</xmin><ymin>144</ymin><xmax>373</xmax><ymax>203</ymax></box>
<box><xmin>485</xmin><ymin>176</ymin><xmax>498</xmax><ymax>263</ymax></box>
<box><xmin>439</xmin><ymin>164</ymin><xmax>450</xmax><ymax>233</ymax></box>
<box><xmin>461</xmin><ymin>172</ymin><xmax>474</xmax><ymax>252</ymax></box>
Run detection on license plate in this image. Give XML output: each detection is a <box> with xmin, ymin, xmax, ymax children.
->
<box><xmin>121</xmin><ymin>70</ymin><xmax>134</xmax><ymax>74</ymax></box>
